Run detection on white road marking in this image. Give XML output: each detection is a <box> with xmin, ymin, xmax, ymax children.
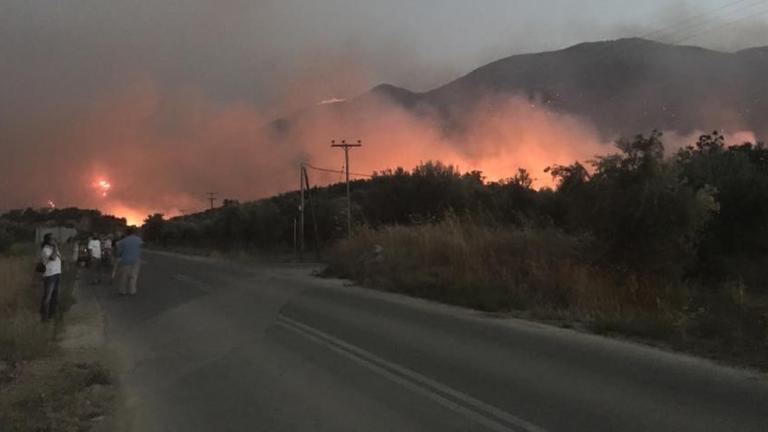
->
<box><xmin>276</xmin><ymin>315</ymin><xmax>546</xmax><ymax>432</ymax></box>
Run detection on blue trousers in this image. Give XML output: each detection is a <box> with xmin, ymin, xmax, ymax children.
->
<box><xmin>40</xmin><ymin>273</ymin><xmax>61</xmax><ymax>321</ymax></box>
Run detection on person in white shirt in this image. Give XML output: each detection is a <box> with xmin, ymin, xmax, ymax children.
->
<box><xmin>87</xmin><ymin>236</ymin><xmax>102</xmax><ymax>261</ymax></box>
<box><xmin>40</xmin><ymin>233</ymin><xmax>62</xmax><ymax>321</ymax></box>
<box><xmin>87</xmin><ymin>235</ymin><xmax>105</xmax><ymax>283</ymax></box>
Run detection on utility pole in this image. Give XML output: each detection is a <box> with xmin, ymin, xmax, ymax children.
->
<box><xmin>207</xmin><ymin>192</ymin><xmax>217</xmax><ymax>210</ymax></box>
<box><xmin>299</xmin><ymin>164</ymin><xmax>305</xmax><ymax>255</ymax></box>
<box><xmin>331</xmin><ymin>139</ymin><xmax>362</xmax><ymax>238</ymax></box>
<box><xmin>298</xmin><ymin>163</ymin><xmax>321</xmax><ymax>259</ymax></box>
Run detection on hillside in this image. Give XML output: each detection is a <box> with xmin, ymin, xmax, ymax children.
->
<box><xmin>275</xmin><ymin>38</ymin><xmax>768</xmax><ymax>140</ymax></box>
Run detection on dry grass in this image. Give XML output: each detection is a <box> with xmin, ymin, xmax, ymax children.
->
<box><xmin>0</xmin><ymin>254</ymin><xmax>35</xmax><ymax>306</ymax></box>
<box><xmin>0</xmin><ymin>249</ymin><xmax>116</xmax><ymax>431</ymax></box>
<box><xmin>327</xmin><ymin>219</ymin><xmax>768</xmax><ymax>369</ymax></box>
<box><xmin>0</xmin><ymin>254</ymin><xmax>57</xmax><ymax>361</ymax></box>
<box><xmin>328</xmin><ymin>218</ymin><xmax>673</xmax><ymax>319</ymax></box>
<box><xmin>0</xmin><ymin>356</ymin><xmax>114</xmax><ymax>432</ymax></box>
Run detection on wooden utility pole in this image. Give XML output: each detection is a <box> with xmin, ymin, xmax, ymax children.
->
<box><xmin>331</xmin><ymin>139</ymin><xmax>362</xmax><ymax>237</ymax></box>
<box><xmin>299</xmin><ymin>164</ymin><xmax>306</xmax><ymax>255</ymax></box>
<box><xmin>206</xmin><ymin>192</ymin><xmax>217</xmax><ymax>210</ymax></box>
<box><xmin>298</xmin><ymin>163</ymin><xmax>321</xmax><ymax>259</ymax></box>
<box><xmin>304</xmin><ymin>167</ymin><xmax>321</xmax><ymax>259</ymax></box>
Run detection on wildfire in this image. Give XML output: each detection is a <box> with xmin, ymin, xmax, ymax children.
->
<box><xmin>95</xmin><ymin>179</ymin><xmax>112</xmax><ymax>197</ymax></box>
<box><xmin>47</xmin><ymin>200</ymin><xmax>56</xmax><ymax>208</ymax></box>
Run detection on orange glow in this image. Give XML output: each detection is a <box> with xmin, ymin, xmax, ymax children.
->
<box><xmin>96</xmin><ymin>179</ymin><xmax>112</xmax><ymax>197</ymax></box>
<box><xmin>34</xmin><ymin>78</ymin><xmax>757</xmax><ymax>222</ymax></box>
<box><xmin>102</xmin><ymin>203</ymin><xmax>147</xmax><ymax>226</ymax></box>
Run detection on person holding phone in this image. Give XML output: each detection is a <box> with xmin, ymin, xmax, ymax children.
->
<box><xmin>40</xmin><ymin>233</ymin><xmax>62</xmax><ymax>322</ymax></box>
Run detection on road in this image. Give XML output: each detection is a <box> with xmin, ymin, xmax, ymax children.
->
<box><xmin>92</xmin><ymin>250</ymin><xmax>768</xmax><ymax>431</ymax></box>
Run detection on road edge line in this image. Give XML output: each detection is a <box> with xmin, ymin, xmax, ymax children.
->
<box><xmin>276</xmin><ymin>315</ymin><xmax>545</xmax><ymax>432</ymax></box>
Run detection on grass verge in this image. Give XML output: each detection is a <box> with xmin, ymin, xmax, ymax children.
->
<box><xmin>0</xmin><ymin>247</ymin><xmax>116</xmax><ymax>431</ymax></box>
<box><xmin>325</xmin><ymin>219</ymin><xmax>768</xmax><ymax>370</ymax></box>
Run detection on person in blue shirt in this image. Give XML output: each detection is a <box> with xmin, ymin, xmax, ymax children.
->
<box><xmin>115</xmin><ymin>227</ymin><xmax>143</xmax><ymax>296</ymax></box>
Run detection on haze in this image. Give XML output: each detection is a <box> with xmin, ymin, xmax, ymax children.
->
<box><xmin>2</xmin><ymin>0</ymin><xmax>767</xmax><ymax>223</ymax></box>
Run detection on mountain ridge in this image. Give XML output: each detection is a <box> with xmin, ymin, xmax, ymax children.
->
<box><xmin>274</xmin><ymin>38</ymin><xmax>768</xmax><ymax>140</ymax></box>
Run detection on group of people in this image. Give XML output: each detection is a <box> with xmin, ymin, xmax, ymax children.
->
<box><xmin>83</xmin><ymin>234</ymin><xmax>113</xmax><ymax>267</ymax></box>
<box><xmin>38</xmin><ymin>227</ymin><xmax>143</xmax><ymax>322</ymax></box>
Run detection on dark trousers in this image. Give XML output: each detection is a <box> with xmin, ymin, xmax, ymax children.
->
<box><xmin>40</xmin><ymin>273</ymin><xmax>61</xmax><ymax>321</ymax></box>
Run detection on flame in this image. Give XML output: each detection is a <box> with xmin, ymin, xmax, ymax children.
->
<box><xmin>95</xmin><ymin>179</ymin><xmax>112</xmax><ymax>197</ymax></box>
<box><xmin>102</xmin><ymin>203</ymin><xmax>146</xmax><ymax>226</ymax></box>
<box><xmin>47</xmin><ymin>200</ymin><xmax>56</xmax><ymax>208</ymax></box>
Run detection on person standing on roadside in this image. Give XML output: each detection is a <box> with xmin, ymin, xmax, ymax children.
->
<box><xmin>40</xmin><ymin>233</ymin><xmax>62</xmax><ymax>322</ymax></box>
<box><xmin>87</xmin><ymin>234</ymin><xmax>103</xmax><ymax>283</ymax></box>
<box><xmin>87</xmin><ymin>235</ymin><xmax>102</xmax><ymax>264</ymax></box>
<box><xmin>102</xmin><ymin>236</ymin><xmax>113</xmax><ymax>266</ymax></box>
<box><xmin>70</xmin><ymin>238</ymin><xmax>79</xmax><ymax>271</ymax></box>
<box><xmin>115</xmin><ymin>227</ymin><xmax>143</xmax><ymax>296</ymax></box>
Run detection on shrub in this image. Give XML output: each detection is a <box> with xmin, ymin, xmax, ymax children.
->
<box><xmin>328</xmin><ymin>217</ymin><xmax>677</xmax><ymax>318</ymax></box>
<box><xmin>0</xmin><ymin>223</ymin><xmax>13</xmax><ymax>254</ymax></box>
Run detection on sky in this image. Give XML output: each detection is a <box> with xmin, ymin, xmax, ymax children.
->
<box><xmin>2</xmin><ymin>0</ymin><xmax>768</xmax><ymax>223</ymax></box>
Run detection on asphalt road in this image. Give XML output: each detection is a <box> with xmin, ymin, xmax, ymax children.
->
<box><xmin>92</xmin><ymin>251</ymin><xmax>768</xmax><ymax>432</ymax></box>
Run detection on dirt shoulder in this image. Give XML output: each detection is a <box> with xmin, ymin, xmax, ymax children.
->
<box><xmin>0</xmin><ymin>254</ymin><xmax>118</xmax><ymax>432</ymax></box>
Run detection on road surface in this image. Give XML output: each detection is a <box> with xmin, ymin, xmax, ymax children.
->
<box><xmin>92</xmin><ymin>251</ymin><xmax>768</xmax><ymax>431</ymax></box>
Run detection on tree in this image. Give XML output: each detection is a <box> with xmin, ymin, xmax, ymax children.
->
<box><xmin>677</xmin><ymin>132</ymin><xmax>768</xmax><ymax>288</ymax></box>
<box><xmin>142</xmin><ymin>213</ymin><xmax>166</xmax><ymax>243</ymax></box>
<box><xmin>549</xmin><ymin>131</ymin><xmax>718</xmax><ymax>280</ymax></box>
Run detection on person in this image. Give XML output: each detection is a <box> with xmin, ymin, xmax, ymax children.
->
<box><xmin>40</xmin><ymin>233</ymin><xmax>62</xmax><ymax>322</ymax></box>
<box><xmin>115</xmin><ymin>227</ymin><xmax>143</xmax><ymax>296</ymax></box>
<box><xmin>87</xmin><ymin>235</ymin><xmax>103</xmax><ymax>283</ymax></box>
<box><xmin>101</xmin><ymin>236</ymin><xmax>113</xmax><ymax>266</ymax></box>
<box><xmin>71</xmin><ymin>239</ymin><xmax>79</xmax><ymax>265</ymax></box>
<box><xmin>87</xmin><ymin>235</ymin><xmax>102</xmax><ymax>262</ymax></box>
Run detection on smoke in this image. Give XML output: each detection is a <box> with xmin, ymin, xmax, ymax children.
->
<box><xmin>2</xmin><ymin>0</ymin><xmax>767</xmax><ymax>222</ymax></box>
<box><xmin>2</xmin><ymin>66</ymin><xmax>761</xmax><ymax>225</ymax></box>
<box><xmin>662</xmin><ymin>129</ymin><xmax>758</xmax><ymax>155</ymax></box>
<box><xmin>0</xmin><ymin>72</ymin><xmax>613</xmax><ymax>223</ymax></box>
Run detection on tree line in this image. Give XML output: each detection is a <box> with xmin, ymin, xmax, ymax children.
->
<box><xmin>0</xmin><ymin>208</ymin><xmax>127</xmax><ymax>253</ymax></box>
<box><xmin>144</xmin><ymin>131</ymin><xmax>765</xmax><ymax>292</ymax></box>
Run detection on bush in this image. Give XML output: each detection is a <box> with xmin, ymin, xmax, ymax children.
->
<box><xmin>0</xmin><ymin>223</ymin><xmax>14</xmax><ymax>254</ymax></box>
<box><xmin>328</xmin><ymin>217</ymin><xmax>676</xmax><ymax>318</ymax></box>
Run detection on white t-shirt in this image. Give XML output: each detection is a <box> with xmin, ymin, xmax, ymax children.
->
<box><xmin>41</xmin><ymin>245</ymin><xmax>62</xmax><ymax>277</ymax></box>
<box><xmin>87</xmin><ymin>239</ymin><xmax>102</xmax><ymax>259</ymax></box>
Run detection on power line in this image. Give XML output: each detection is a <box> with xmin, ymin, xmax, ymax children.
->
<box><xmin>622</xmin><ymin>3</ymin><xmax>768</xmax><ymax>111</ymax></box>
<box><xmin>670</xmin><ymin>4</ymin><xmax>768</xmax><ymax>44</ymax></box>
<box><xmin>488</xmin><ymin>0</ymin><xmax>768</xmax><ymax>93</ymax></box>
<box><xmin>573</xmin><ymin>0</ymin><xmax>768</xmax><ymax>69</ymax></box>
<box><xmin>303</xmin><ymin>162</ymin><xmax>373</xmax><ymax>178</ymax></box>
<box><xmin>646</xmin><ymin>0</ymin><xmax>766</xmax><ymax>42</ymax></box>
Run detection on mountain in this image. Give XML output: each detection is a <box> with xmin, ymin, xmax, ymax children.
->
<box><xmin>274</xmin><ymin>38</ymin><xmax>768</xmax><ymax>140</ymax></box>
